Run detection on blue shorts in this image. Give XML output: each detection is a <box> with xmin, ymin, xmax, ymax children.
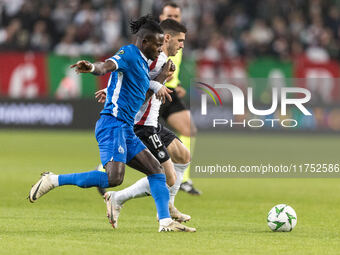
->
<box><xmin>95</xmin><ymin>114</ymin><xmax>147</xmax><ymax>166</ymax></box>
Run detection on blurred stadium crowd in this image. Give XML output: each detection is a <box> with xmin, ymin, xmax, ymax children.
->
<box><xmin>0</xmin><ymin>0</ymin><xmax>339</xmax><ymax>60</ymax></box>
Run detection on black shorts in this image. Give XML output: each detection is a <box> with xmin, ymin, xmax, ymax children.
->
<box><xmin>134</xmin><ymin>123</ymin><xmax>179</xmax><ymax>163</ymax></box>
<box><xmin>159</xmin><ymin>88</ymin><xmax>187</xmax><ymax>120</ymax></box>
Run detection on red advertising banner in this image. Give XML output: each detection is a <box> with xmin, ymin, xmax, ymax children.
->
<box><xmin>294</xmin><ymin>55</ymin><xmax>340</xmax><ymax>103</ymax></box>
<box><xmin>0</xmin><ymin>53</ymin><xmax>48</xmax><ymax>98</ymax></box>
<box><xmin>220</xmin><ymin>58</ymin><xmax>247</xmax><ymax>91</ymax></box>
<box><xmin>196</xmin><ymin>58</ymin><xmax>247</xmax><ymax>103</ymax></box>
<box><xmin>196</xmin><ymin>58</ymin><xmax>247</xmax><ymax>83</ymax></box>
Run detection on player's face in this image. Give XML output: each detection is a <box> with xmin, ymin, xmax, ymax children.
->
<box><xmin>168</xmin><ymin>32</ymin><xmax>185</xmax><ymax>56</ymax></box>
<box><xmin>143</xmin><ymin>33</ymin><xmax>164</xmax><ymax>60</ymax></box>
<box><xmin>160</xmin><ymin>6</ymin><xmax>181</xmax><ymax>22</ymax></box>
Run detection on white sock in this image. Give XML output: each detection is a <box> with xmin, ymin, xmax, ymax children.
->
<box><xmin>159</xmin><ymin>217</ymin><xmax>172</xmax><ymax>226</ymax></box>
<box><xmin>50</xmin><ymin>174</ymin><xmax>59</xmax><ymax>187</ymax></box>
<box><xmin>169</xmin><ymin>163</ymin><xmax>189</xmax><ymax>205</ymax></box>
<box><xmin>115</xmin><ymin>177</ymin><xmax>151</xmax><ymax>205</ymax></box>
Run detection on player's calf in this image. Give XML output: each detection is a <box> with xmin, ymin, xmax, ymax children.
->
<box><xmin>29</xmin><ymin>169</ymin><xmax>111</xmax><ymax>203</ymax></box>
<box><xmin>167</xmin><ymin>138</ymin><xmax>191</xmax><ymax>164</ymax></box>
<box><xmin>161</xmin><ymin>159</ymin><xmax>176</xmax><ymax>187</ymax></box>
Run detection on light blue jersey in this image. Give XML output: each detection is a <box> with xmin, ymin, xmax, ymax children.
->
<box><xmin>101</xmin><ymin>44</ymin><xmax>150</xmax><ymax>126</ymax></box>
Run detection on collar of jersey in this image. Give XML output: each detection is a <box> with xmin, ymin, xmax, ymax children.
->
<box><xmin>160</xmin><ymin>51</ymin><xmax>168</xmax><ymax>58</ymax></box>
<box><xmin>138</xmin><ymin>49</ymin><xmax>148</xmax><ymax>63</ymax></box>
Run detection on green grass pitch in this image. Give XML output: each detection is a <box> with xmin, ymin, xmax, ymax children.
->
<box><xmin>1</xmin><ymin>130</ymin><xmax>340</xmax><ymax>255</ymax></box>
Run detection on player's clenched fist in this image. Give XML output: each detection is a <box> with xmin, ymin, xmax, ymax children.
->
<box><xmin>155</xmin><ymin>59</ymin><xmax>175</xmax><ymax>84</ymax></box>
<box><xmin>70</xmin><ymin>60</ymin><xmax>94</xmax><ymax>73</ymax></box>
<box><xmin>164</xmin><ymin>59</ymin><xmax>176</xmax><ymax>75</ymax></box>
<box><xmin>169</xmin><ymin>59</ymin><xmax>176</xmax><ymax>72</ymax></box>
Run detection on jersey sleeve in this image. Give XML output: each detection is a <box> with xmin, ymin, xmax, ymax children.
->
<box><xmin>149</xmin><ymin>52</ymin><xmax>168</xmax><ymax>80</ymax></box>
<box><xmin>149</xmin><ymin>53</ymin><xmax>168</xmax><ymax>93</ymax></box>
<box><xmin>106</xmin><ymin>47</ymin><xmax>131</xmax><ymax>71</ymax></box>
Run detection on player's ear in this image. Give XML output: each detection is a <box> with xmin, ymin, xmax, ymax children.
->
<box><xmin>164</xmin><ymin>34</ymin><xmax>171</xmax><ymax>43</ymax></box>
<box><xmin>142</xmin><ymin>38</ymin><xmax>148</xmax><ymax>46</ymax></box>
<box><xmin>142</xmin><ymin>37</ymin><xmax>151</xmax><ymax>49</ymax></box>
<box><xmin>143</xmin><ymin>34</ymin><xmax>155</xmax><ymax>45</ymax></box>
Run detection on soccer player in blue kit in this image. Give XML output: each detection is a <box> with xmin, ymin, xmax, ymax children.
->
<box><xmin>28</xmin><ymin>15</ymin><xmax>195</xmax><ymax>232</ymax></box>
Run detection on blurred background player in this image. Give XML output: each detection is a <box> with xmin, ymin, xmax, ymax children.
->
<box><xmin>159</xmin><ymin>2</ymin><xmax>201</xmax><ymax>195</ymax></box>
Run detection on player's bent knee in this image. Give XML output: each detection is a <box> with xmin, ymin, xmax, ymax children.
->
<box><xmin>182</xmin><ymin>150</ymin><xmax>191</xmax><ymax>164</ymax></box>
<box><xmin>107</xmin><ymin>173</ymin><xmax>124</xmax><ymax>187</ymax></box>
<box><xmin>105</xmin><ymin>161</ymin><xmax>124</xmax><ymax>187</ymax></box>
<box><xmin>166</xmin><ymin>173</ymin><xmax>176</xmax><ymax>187</ymax></box>
<box><xmin>175</xmin><ymin>148</ymin><xmax>191</xmax><ymax>165</ymax></box>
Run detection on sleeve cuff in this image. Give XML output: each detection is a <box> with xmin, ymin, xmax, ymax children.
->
<box><xmin>106</xmin><ymin>58</ymin><xmax>119</xmax><ymax>69</ymax></box>
<box><xmin>149</xmin><ymin>80</ymin><xmax>163</xmax><ymax>93</ymax></box>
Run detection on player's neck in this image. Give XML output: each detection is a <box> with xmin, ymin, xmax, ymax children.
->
<box><xmin>161</xmin><ymin>46</ymin><xmax>169</xmax><ymax>57</ymax></box>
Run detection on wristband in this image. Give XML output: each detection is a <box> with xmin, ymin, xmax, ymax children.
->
<box><xmin>90</xmin><ymin>64</ymin><xmax>95</xmax><ymax>73</ymax></box>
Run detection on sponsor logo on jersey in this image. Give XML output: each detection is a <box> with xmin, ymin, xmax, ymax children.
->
<box><xmin>118</xmin><ymin>145</ymin><xmax>125</xmax><ymax>154</ymax></box>
<box><xmin>158</xmin><ymin>151</ymin><xmax>166</xmax><ymax>159</ymax></box>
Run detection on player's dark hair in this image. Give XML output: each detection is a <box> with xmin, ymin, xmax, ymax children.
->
<box><xmin>162</xmin><ymin>1</ymin><xmax>180</xmax><ymax>10</ymax></box>
<box><xmin>160</xmin><ymin>19</ymin><xmax>187</xmax><ymax>35</ymax></box>
<box><xmin>129</xmin><ymin>14</ymin><xmax>163</xmax><ymax>36</ymax></box>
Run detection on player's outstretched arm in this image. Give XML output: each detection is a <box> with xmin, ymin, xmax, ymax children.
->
<box><xmin>70</xmin><ymin>60</ymin><xmax>116</xmax><ymax>76</ymax></box>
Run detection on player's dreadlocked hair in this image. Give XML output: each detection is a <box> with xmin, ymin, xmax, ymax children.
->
<box><xmin>129</xmin><ymin>14</ymin><xmax>163</xmax><ymax>36</ymax></box>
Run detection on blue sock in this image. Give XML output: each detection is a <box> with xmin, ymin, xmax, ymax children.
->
<box><xmin>147</xmin><ymin>173</ymin><xmax>170</xmax><ymax>219</ymax></box>
<box><xmin>58</xmin><ymin>170</ymin><xmax>109</xmax><ymax>188</ymax></box>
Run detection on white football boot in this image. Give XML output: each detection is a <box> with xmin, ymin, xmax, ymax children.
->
<box><xmin>159</xmin><ymin>220</ymin><xmax>196</xmax><ymax>232</ymax></box>
<box><xmin>104</xmin><ymin>191</ymin><xmax>122</xmax><ymax>228</ymax></box>
<box><xmin>169</xmin><ymin>204</ymin><xmax>191</xmax><ymax>223</ymax></box>
<box><xmin>29</xmin><ymin>172</ymin><xmax>56</xmax><ymax>203</ymax></box>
